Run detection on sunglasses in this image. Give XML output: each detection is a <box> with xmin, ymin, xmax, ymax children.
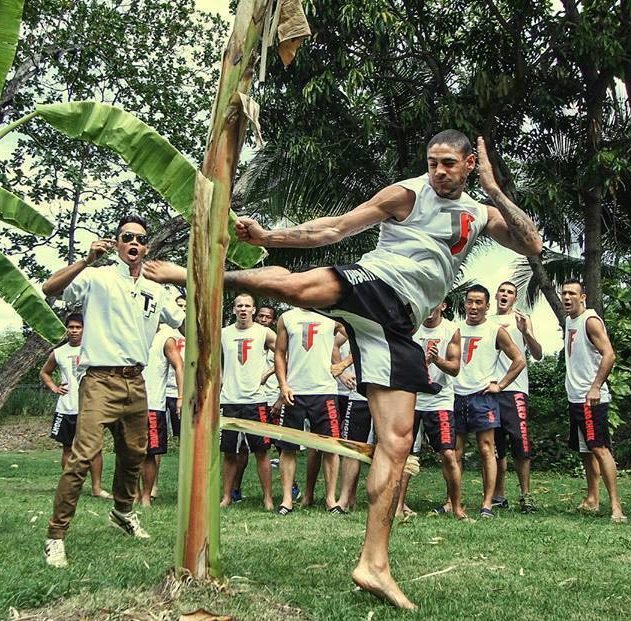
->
<box><xmin>120</xmin><ymin>232</ymin><xmax>149</xmax><ymax>246</ymax></box>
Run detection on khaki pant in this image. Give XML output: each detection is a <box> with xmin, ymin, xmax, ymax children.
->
<box><xmin>47</xmin><ymin>369</ymin><xmax>147</xmax><ymax>539</ymax></box>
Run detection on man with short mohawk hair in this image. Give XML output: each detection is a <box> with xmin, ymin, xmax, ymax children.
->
<box><xmin>145</xmin><ymin>130</ymin><xmax>542</xmax><ymax>609</ymax></box>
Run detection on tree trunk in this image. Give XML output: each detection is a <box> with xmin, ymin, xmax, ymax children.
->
<box><xmin>0</xmin><ymin>332</ymin><xmax>51</xmax><ymax>410</ymax></box>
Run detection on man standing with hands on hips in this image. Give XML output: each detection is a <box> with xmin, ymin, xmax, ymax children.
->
<box><xmin>42</xmin><ymin>214</ymin><xmax>185</xmax><ymax>568</ymax></box>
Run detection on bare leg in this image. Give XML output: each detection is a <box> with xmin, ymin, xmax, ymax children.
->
<box><xmin>140</xmin><ymin>456</ymin><xmax>156</xmax><ymax>506</ymax></box>
<box><xmin>151</xmin><ymin>454</ymin><xmax>161</xmax><ymax>498</ymax></box>
<box><xmin>234</xmin><ymin>449</ymin><xmax>249</xmax><ymax>493</ymax></box>
<box><xmin>494</xmin><ymin>456</ymin><xmax>507</xmax><ymax>498</ymax></box>
<box><xmin>477</xmin><ymin>430</ymin><xmax>497</xmax><ymax>511</ymax></box>
<box><xmin>591</xmin><ymin>447</ymin><xmax>625</xmax><ymax>520</ymax></box>
<box><xmin>580</xmin><ymin>452</ymin><xmax>600</xmax><ymax>510</ymax></box>
<box><xmin>254</xmin><ymin>450</ymin><xmax>274</xmax><ymax>511</ymax></box>
<box><xmin>323</xmin><ymin>453</ymin><xmax>339</xmax><ymax>509</ymax></box>
<box><xmin>302</xmin><ymin>448</ymin><xmax>321</xmax><ymax>507</ymax></box>
<box><xmin>441</xmin><ymin>449</ymin><xmax>466</xmax><ymax>519</ymax></box>
<box><xmin>89</xmin><ymin>451</ymin><xmax>107</xmax><ymax>495</ymax></box>
<box><xmin>395</xmin><ymin>471</ymin><xmax>412</xmax><ymax>516</ymax></box>
<box><xmin>443</xmin><ymin>434</ymin><xmax>466</xmax><ymax>512</ymax></box>
<box><xmin>351</xmin><ymin>385</ymin><xmax>417</xmax><ymax>610</ymax></box>
<box><xmin>515</xmin><ymin>456</ymin><xmax>530</xmax><ymax>495</ymax></box>
<box><xmin>220</xmin><ymin>454</ymin><xmax>238</xmax><ymax>507</ymax></box>
<box><xmin>280</xmin><ymin>450</ymin><xmax>297</xmax><ymax>510</ymax></box>
<box><xmin>338</xmin><ymin>457</ymin><xmax>361</xmax><ymax>511</ymax></box>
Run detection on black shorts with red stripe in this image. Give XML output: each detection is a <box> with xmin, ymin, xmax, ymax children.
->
<box><xmin>419</xmin><ymin>409</ymin><xmax>457</xmax><ymax>452</ymax></box>
<box><xmin>220</xmin><ymin>403</ymin><xmax>271</xmax><ymax>453</ymax></box>
<box><xmin>494</xmin><ymin>391</ymin><xmax>531</xmax><ymax>459</ymax></box>
<box><xmin>147</xmin><ymin>410</ymin><xmax>168</xmax><ymax>456</ymax></box>
<box><xmin>568</xmin><ymin>401</ymin><xmax>611</xmax><ymax>452</ymax></box>
<box><xmin>277</xmin><ymin>394</ymin><xmax>340</xmax><ymax>451</ymax></box>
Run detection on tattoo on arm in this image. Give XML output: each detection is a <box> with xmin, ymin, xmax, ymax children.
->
<box><xmin>488</xmin><ymin>189</ymin><xmax>541</xmax><ymax>254</ymax></box>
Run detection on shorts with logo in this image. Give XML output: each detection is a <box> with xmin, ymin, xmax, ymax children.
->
<box><xmin>568</xmin><ymin>402</ymin><xmax>611</xmax><ymax>451</ymax></box>
<box><xmin>454</xmin><ymin>392</ymin><xmax>501</xmax><ymax>434</ymax></box>
<box><xmin>420</xmin><ymin>409</ymin><xmax>456</xmax><ymax>452</ymax></box>
<box><xmin>316</xmin><ymin>264</ymin><xmax>440</xmax><ymax>398</ymax></box>
<box><xmin>278</xmin><ymin>394</ymin><xmax>340</xmax><ymax>451</ymax></box>
<box><xmin>337</xmin><ymin>394</ymin><xmax>349</xmax><ymax>427</ymax></box>
<box><xmin>341</xmin><ymin>399</ymin><xmax>373</xmax><ymax>444</ymax></box>
<box><xmin>220</xmin><ymin>403</ymin><xmax>271</xmax><ymax>453</ymax></box>
<box><xmin>165</xmin><ymin>396</ymin><xmax>181</xmax><ymax>437</ymax></box>
<box><xmin>494</xmin><ymin>391</ymin><xmax>531</xmax><ymax>459</ymax></box>
<box><xmin>50</xmin><ymin>412</ymin><xmax>77</xmax><ymax>447</ymax></box>
<box><xmin>147</xmin><ymin>410</ymin><xmax>168</xmax><ymax>455</ymax></box>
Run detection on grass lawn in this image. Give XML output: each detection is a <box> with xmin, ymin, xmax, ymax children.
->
<box><xmin>1</xmin><ymin>439</ymin><xmax>630</xmax><ymax>620</ymax></box>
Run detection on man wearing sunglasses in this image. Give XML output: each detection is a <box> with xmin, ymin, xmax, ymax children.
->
<box><xmin>41</xmin><ymin>215</ymin><xmax>185</xmax><ymax>568</ymax></box>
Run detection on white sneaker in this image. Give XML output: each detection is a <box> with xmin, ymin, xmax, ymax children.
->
<box><xmin>44</xmin><ymin>538</ymin><xmax>68</xmax><ymax>568</ymax></box>
<box><xmin>108</xmin><ymin>509</ymin><xmax>150</xmax><ymax>538</ymax></box>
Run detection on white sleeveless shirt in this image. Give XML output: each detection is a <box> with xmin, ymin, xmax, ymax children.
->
<box><xmin>413</xmin><ymin>318</ymin><xmax>458</xmax><ymax>411</ymax></box>
<box><xmin>358</xmin><ymin>175</ymin><xmax>488</xmax><ymax>329</ymax></box>
<box><xmin>221</xmin><ymin>322</ymin><xmax>268</xmax><ymax>404</ymax></box>
<box><xmin>282</xmin><ymin>308</ymin><xmax>337</xmax><ymax>395</ymax></box>
<box><xmin>144</xmin><ymin>327</ymin><xmax>175</xmax><ymax>411</ymax></box>
<box><xmin>454</xmin><ymin>320</ymin><xmax>501</xmax><ymax>395</ymax></box>
<box><xmin>489</xmin><ymin>313</ymin><xmax>529</xmax><ymax>394</ymax></box>
<box><xmin>565</xmin><ymin>309</ymin><xmax>610</xmax><ymax>403</ymax></box>
<box><xmin>54</xmin><ymin>343</ymin><xmax>81</xmax><ymax>415</ymax></box>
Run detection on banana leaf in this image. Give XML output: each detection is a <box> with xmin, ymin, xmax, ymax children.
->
<box><xmin>0</xmin><ymin>186</ymin><xmax>54</xmax><ymax>235</ymax></box>
<box><xmin>0</xmin><ymin>0</ymin><xmax>24</xmax><ymax>94</ymax></box>
<box><xmin>0</xmin><ymin>254</ymin><xmax>66</xmax><ymax>343</ymax></box>
<box><xmin>34</xmin><ymin>101</ymin><xmax>266</xmax><ymax>269</ymax></box>
<box><xmin>220</xmin><ymin>417</ymin><xmax>375</xmax><ymax>463</ymax></box>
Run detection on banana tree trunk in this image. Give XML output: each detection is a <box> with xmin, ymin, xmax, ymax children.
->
<box><xmin>175</xmin><ymin>0</ymin><xmax>270</xmax><ymax>580</ymax></box>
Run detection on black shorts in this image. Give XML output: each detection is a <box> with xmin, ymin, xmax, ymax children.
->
<box><xmin>494</xmin><ymin>391</ymin><xmax>531</xmax><ymax>459</ymax></box>
<box><xmin>454</xmin><ymin>392</ymin><xmax>501</xmax><ymax>434</ymax></box>
<box><xmin>165</xmin><ymin>396</ymin><xmax>181</xmax><ymax>437</ymax></box>
<box><xmin>278</xmin><ymin>394</ymin><xmax>340</xmax><ymax>450</ymax></box>
<box><xmin>341</xmin><ymin>399</ymin><xmax>372</xmax><ymax>443</ymax></box>
<box><xmin>220</xmin><ymin>403</ymin><xmax>271</xmax><ymax>453</ymax></box>
<box><xmin>337</xmin><ymin>395</ymin><xmax>349</xmax><ymax>427</ymax></box>
<box><xmin>411</xmin><ymin>410</ymin><xmax>424</xmax><ymax>453</ymax></box>
<box><xmin>147</xmin><ymin>410</ymin><xmax>168</xmax><ymax>455</ymax></box>
<box><xmin>568</xmin><ymin>402</ymin><xmax>611</xmax><ymax>452</ymax></box>
<box><xmin>420</xmin><ymin>409</ymin><xmax>457</xmax><ymax>452</ymax></box>
<box><xmin>316</xmin><ymin>264</ymin><xmax>440</xmax><ymax>398</ymax></box>
<box><xmin>50</xmin><ymin>412</ymin><xmax>77</xmax><ymax>447</ymax></box>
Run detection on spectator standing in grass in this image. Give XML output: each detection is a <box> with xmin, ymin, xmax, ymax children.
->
<box><xmin>42</xmin><ymin>214</ymin><xmax>185</xmax><ymax>568</ymax></box>
<box><xmin>40</xmin><ymin>313</ymin><xmax>112</xmax><ymax>501</ymax></box>
<box><xmin>220</xmin><ymin>293</ymin><xmax>276</xmax><ymax>510</ymax></box>
<box><xmin>489</xmin><ymin>281</ymin><xmax>542</xmax><ymax>513</ymax></box>
<box><xmin>453</xmin><ymin>285</ymin><xmax>525</xmax><ymax>518</ymax></box>
<box><xmin>562</xmin><ymin>280</ymin><xmax>626</xmax><ymax>523</ymax></box>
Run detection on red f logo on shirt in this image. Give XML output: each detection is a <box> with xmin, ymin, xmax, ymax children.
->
<box><xmin>300</xmin><ymin>322</ymin><xmax>320</xmax><ymax>351</ymax></box>
<box><xmin>462</xmin><ymin>336</ymin><xmax>482</xmax><ymax>364</ymax></box>
<box><xmin>235</xmin><ymin>338</ymin><xmax>254</xmax><ymax>365</ymax></box>
<box><xmin>450</xmin><ymin>212</ymin><xmax>476</xmax><ymax>255</ymax></box>
<box><xmin>424</xmin><ymin>338</ymin><xmax>441</xmax><ymax>354</ymax></box>
<box><xmin>567</xmin><ymin>329</ymin><xmax>577</xmax><ymax>357</ymax></box>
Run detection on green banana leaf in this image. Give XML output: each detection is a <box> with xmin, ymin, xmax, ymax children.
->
<box><xmin>0</xmin><ymin>254</ymin><xmax>66</xmax><ymax>344</ymax></box>
<box><xmin>0</xmin><ymin>0</ymin><xmax>24</xmax><ymax>94</ymax></box>
<box><xmin>0</xmin><ymin>186</ymin><xmax>54</xmax><ymax>235</ymax></box>
<box><xmin>35</xmin><ymin>101</ymin><xmax>266</xmax><ymax>269</ymax></box>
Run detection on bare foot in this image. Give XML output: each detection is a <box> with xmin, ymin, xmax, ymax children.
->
<box><xmin>140</xmin><ymin>496</ymin><xmax>152</xmax><ymax>507</ymax></box>
<box><xmin>352</xmin><ymin>564</ymin><xmax>417</xmax><ymax>610</ymax></box>
<box><xmin>264</xmin><ymin>499</ymin><xmax>274</xmax><ymax>511</ymax></box>
<box><xmin>611</xmin><ymin>509</ymin><xmax>627</xmax><ymax>524</ymax></box>
<box><xmin>220</xmin><ymin>497</ymin><xmax>232</xmax><ymax>508</ymax></box>
<box><xmin>301</xmin><ymin>497</ymin><xmax>314</xmax><ymax>508</ymax></box>
<box><xmin>578</xmin><ymin>499</ymin><xmax>599</xmax><ymax>513</ymax></box>
<box><xmin>454</xmin><ymin>509</ymin><xmax>468</xmax><ymax>520</ymax></box>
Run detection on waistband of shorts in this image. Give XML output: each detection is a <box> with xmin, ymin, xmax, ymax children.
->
<box><xmin>88</xmin><ymin>364</ymin><xmax>144</xmax><ymax>378</ymax></box>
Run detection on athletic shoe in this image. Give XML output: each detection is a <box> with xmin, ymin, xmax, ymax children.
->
<box><xmin>44</xmin><ymin>538</ymin><xmax>68</xmax><ymax>568</ymax></box>
<box><xmin>109</xmin><ymin>509</ymin><xmax>150</xmax><ymax>538</ymax></box>
<box><xmin>491</xmin><ymin>496</ymin><xmax>509</xmax><ymax>509</ymax></box>
<box><xmin>519</xmin><ymin>493</ymin><xmax>537</xmax><ymax>514</ymax></box>
<box><xmin>231</xmin><ymin>489</ymin><xmax>243</xmax><ymax>503</ymax></box>
<box><xmin>270</xmin><ymin>458</ymin><xmax>280</xmax><ymax>468</ymax></box>
<box><xmin>291</xmin><ymin>483</ymin><xmax>301</xmax><ymax>502</ymax></box>
<box><xmin>479</xmin><ymin>507</ymin><xmax>495</xmax><ymax>519</ymax></box>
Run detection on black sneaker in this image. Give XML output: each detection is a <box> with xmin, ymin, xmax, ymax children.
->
<box><xmin>519</xmin><ymin>493</ymin><xmax>537</xmax><ymax>514</ymax></box>
<box><xmin>109</xmin><ymin>509</ymin><xmax>150</xmax><ymax>538</ymax></box>
<box><xmin>491</xmin><ymin>496</ymin><xmax>509</xmax><ymax>509</ymax></box>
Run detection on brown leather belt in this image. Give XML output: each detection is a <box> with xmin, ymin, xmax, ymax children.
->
<box><xmin>90</xmin><ymin>364</ymin><xmax>144</xmax><ymax>378</ymax></box>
